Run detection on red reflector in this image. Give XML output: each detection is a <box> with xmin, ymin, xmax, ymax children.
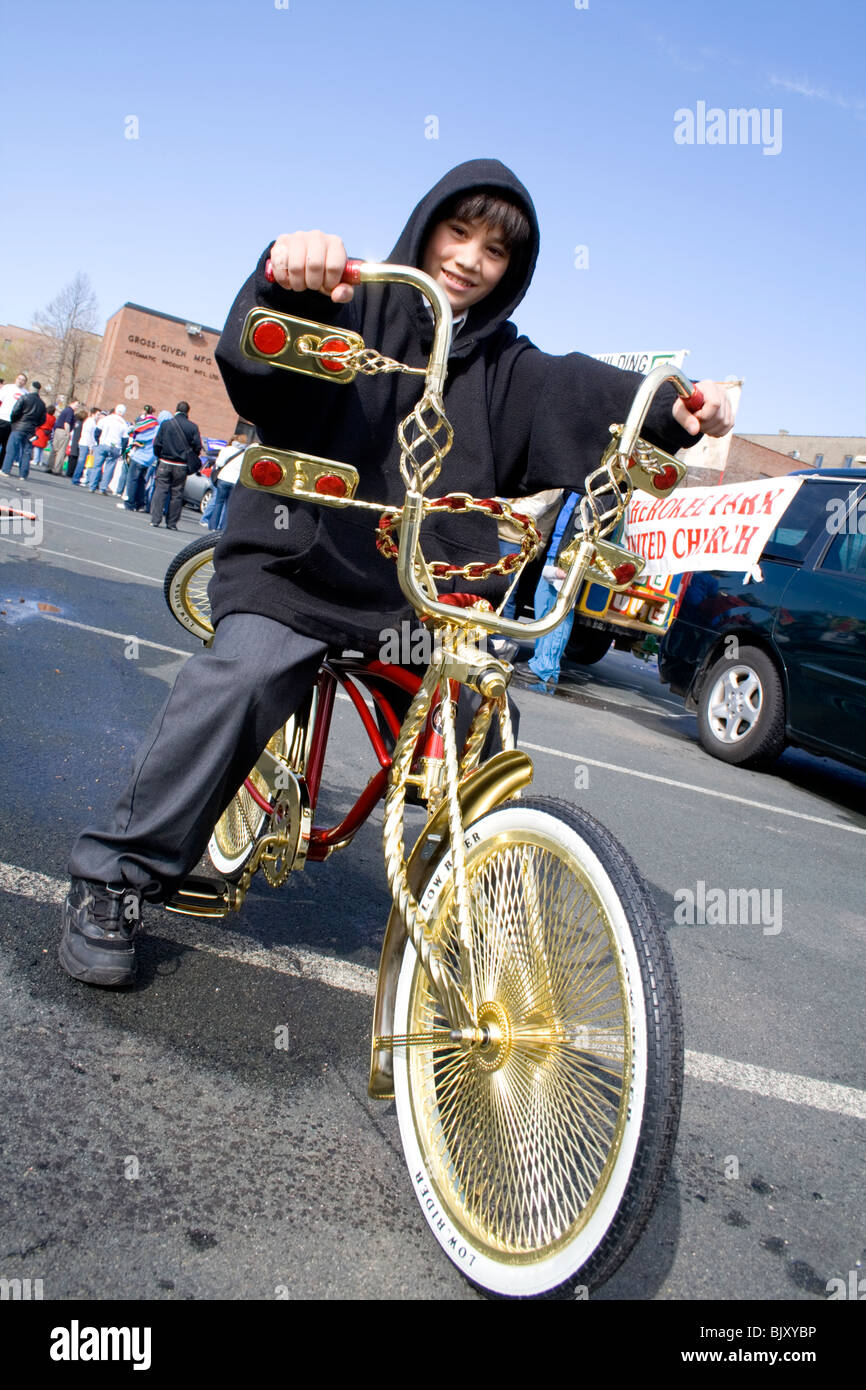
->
<box><xmin>319</xmin><ymin>337</ymin><xmax>350</xmax><ymax>372</ymax></box>
<box><xmin>252</xmin><ymin>319</ymin><xmax>288</xmax><ymax>355</ymax></box>
<box><xmin>314</xmin><ymin>474</ymin><xmax>348</xmax><ymax>497</ymax></box>
<box><xmin>654</xmin><ymin>464</ymin><xmax>679</xmax><ymax>490</ymax></box>
<box><xmin>250</xmin><ymin>457</ymin><xmax>284</xmax><ymax>487</ymax></box>
<box><xmin>613</xmin><ymin>563</ymin><xmax>637</xmax><ymax>584</ymax></box>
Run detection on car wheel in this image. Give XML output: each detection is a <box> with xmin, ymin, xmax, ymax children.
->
<box><xmin>199</xmin><ymin>489</ymin><xmax>212</xmax><ymax>514</ymax></box>
<box><xmin>565</xmin><ymin>629</ymin><xmax>613</xmax><ymax>666</ymax></box>
<box><xmin>697</xmin><ymin>645</ymin><xmax>786</xmax><ymax>767</ymax></box>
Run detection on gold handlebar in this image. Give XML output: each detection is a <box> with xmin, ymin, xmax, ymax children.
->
<box><xmin>241</xmin><ymin>262</ymin><xmax>698</xmax><ymax>639</ymax></box>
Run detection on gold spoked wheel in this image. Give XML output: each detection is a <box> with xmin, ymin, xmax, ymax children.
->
<box><xmin>393</xmin><ymin>797</ymin><xmax>683</xmax><ymax>1299</ymax></box>
<box><xmin>163</xmin><ymin>534</ymin><xmax>216</xmax><ymax>642</ymax></box>
<box><xmin>208</xmin><ymin>722</ymin><xmax>293</xmax><ymax>879</ymax></box>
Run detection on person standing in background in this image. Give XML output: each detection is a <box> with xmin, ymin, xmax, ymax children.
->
<box><xmin>2</xmin><ymin>381</ymin><xmax>46</xmax><ymax>480</ymax></box>
<box><xmin>87</xmin><ymin>404</ymin><xmax>129</xmax><ymax>493</ymax></box>
<box><xmin>70</xmin><ymin>408</ymin><xmax>102</xmax><ymax>484</ymax></box>
<box><xmin>31</xmin><ymin>403</ymin><xmax>57</xmax><ymax>468</ymax></box>
<box><xmin>66</xmin><ymin>408</ymin><xmax>89</xmax><ymax>481</ymax></box>
<box><xmin>0</xmin><ymin>373</ymin><xmax>28</xmax><ymax>469</ymax></box>
<box><xmin>205</xmin><ymin>435</ymin><xmax>246</xmax><ymax>531</ymax></box>
<box><xmin>510</xmin><ymin>491</ymin><xmax>581</xmax><ymax>690</ymax></box>
<box><xmin>118</xmin><ymin>406</ymin><xmax>159</xmax><ymax>512</ymax></box>
<box><xmin>51</xmin><ymin>397</ymin><xmax>80</xmax><ymax>474</ymax></box>
<box><xmin>150</xmin><ymin>401</ymin><xmax>202</xmax><ymax>530</ymax></box>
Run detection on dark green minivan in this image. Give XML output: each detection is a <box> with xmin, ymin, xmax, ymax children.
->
<box><xmin>658</xmin><ymin>470</ymin><xmax>866</xmax><ymax>771</ymax></box>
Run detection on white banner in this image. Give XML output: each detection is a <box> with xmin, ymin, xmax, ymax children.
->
<box><xmin>622</xmin><ymin>475</ymin><xmax>806</xmax><ymax>582</ymax></box>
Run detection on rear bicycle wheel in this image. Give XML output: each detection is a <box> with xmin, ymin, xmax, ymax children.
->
<box><xmin>392</xmin><ymin>796</ymin><xmax>682</xmax><ymax>1298</ymax></box>
<box><xmin>163</xmin><ymin>534</ymin><xmax>216</xmax><ymax>641</ymax></box>
<box><xmin>207</xmin><ymin>720</ymin><xmax>294</xmax><ymax>879</ymax></box>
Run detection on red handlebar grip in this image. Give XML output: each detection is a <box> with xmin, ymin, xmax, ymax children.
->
<box><xmin>264</xmin><ymin>256</ymin><xmax>361</xmax><ymax>286</ymax></box>
<box><xmin>682</xmin><ymin>387</ymin><xmax>704</xmax><ymax>414</ymax></box>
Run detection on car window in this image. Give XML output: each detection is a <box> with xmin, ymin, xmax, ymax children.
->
<box><xmin>820</xmin><ymin>529</ymin><xmax>866</xmax><ymax>578</ymax></box>
<box><xmin>762</xmin><ymin>481</ymin><xmax>857</xmax><ymax>564</ymax></box>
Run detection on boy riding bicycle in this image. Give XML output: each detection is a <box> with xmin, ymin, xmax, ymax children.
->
<box><xmin>59</xmin><ymin>158</ymin><xmax>732</xmax><ymax>987</ymax></box>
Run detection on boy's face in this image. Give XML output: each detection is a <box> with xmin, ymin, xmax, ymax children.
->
<box><xmin>421</xmin><ymin>215</ymin><xmax>511</xmax><ymax>312</ymax></box>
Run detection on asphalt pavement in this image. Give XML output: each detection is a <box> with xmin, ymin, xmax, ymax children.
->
<box><xmin>1</xmin><ymin>469</ymin><xmax>863</xmax><ymax>1311</ymax></box>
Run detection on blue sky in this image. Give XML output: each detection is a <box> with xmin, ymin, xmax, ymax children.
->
<box><xmin>1</xmin><ymin>0</ymin><xmax>863</xmax><ymax>435</ymax></box>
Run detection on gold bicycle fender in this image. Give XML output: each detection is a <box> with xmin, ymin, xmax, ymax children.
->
<box><xmin>368</xmin><ymin>748</ymin><xmax>534</xmax><ymax>1099</ymax></box>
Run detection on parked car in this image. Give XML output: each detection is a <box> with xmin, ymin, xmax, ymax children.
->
<box><xmin>658</xmin><ymin>469</ymin><xmax>866</xmax><ymax>771</ymax></box>
<box><xmin>182</xmin><ymin>438</ymin><xmax>227</xmax><ymax>512</ymax></box>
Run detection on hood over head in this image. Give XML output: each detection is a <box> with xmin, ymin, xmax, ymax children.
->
<box><xmin>387</xmin><ymin>158</ymin><xmax>540</xmax><ymax>356</ymax></box>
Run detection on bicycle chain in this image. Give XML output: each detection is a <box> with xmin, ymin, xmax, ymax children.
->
<box><xmin>376</xmin><ymin>493</ymin><xmax>541</xmax><ymax>580</ymax></box>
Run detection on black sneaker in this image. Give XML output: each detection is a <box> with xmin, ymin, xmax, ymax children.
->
<box><xmin>58</xmin><ymin>879</ymin><xmax>143</xmax><ymax>987</ymax></box>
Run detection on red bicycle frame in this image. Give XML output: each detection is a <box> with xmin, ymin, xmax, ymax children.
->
<box><xmin>240</xmin><ymin>658</ymin><xmax>461</xmax><ymax>863</ymax></box>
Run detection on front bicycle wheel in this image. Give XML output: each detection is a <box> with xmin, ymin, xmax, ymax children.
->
<box><xmin>392</xmin><ymin>796</ymin><xmax>682</xmax><ymax>1299</ymax></box>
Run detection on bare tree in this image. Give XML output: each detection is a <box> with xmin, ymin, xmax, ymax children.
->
<box><xmin>32</xmin><ymin>273</ymin><xmax>100</xmax><ymax>399</ymax></box>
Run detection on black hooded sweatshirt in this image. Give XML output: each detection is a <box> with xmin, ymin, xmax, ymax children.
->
<box><xmin>212</xmin><ymin>159</ymin><xmax>698</xmax><ymax>649</ymax></box>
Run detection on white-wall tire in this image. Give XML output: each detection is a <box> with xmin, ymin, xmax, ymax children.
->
<box><xmin>392</xmin><ymin>797</ymin><xmax>682</xmax><ymax>1299</ymax></box>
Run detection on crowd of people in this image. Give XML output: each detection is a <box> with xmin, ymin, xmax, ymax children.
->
<box><xmin>0</xmin><ymin>373</ymin><xmax>244</xmax><ymax>531</ymax></box>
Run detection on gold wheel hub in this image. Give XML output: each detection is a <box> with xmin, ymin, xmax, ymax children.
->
<box><xmin>476</xmin><ymin>1000</ymin><xmax>511</xmax><ymax>1073</ymax></box>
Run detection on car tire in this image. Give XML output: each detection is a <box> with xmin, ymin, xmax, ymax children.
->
<box><xmin>697</xmin><ymin>645</ymin><xmax>786</xmax><ymax>768</ymax></box>
<box><xmin>565</xmin><ymin>628</ymin><xmax>614</xmax><ymax>666</ymax></box>
<box><xmin>199</xmin><ymin>488</ymin><xmax>213</xmax><ymax>514</ymax></box>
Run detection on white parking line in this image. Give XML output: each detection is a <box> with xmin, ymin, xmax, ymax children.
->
<box><xmin>2</xmin><ymin>860</ymin><xmax>863</xmax><ymax>1121</ymax></box>
<box><xmin>39</xmin><ymin>614</ymin><xmax>193</xmax><ymax>657</ymax></box>
<box><xmin>0</xmin><ymin>533</ymin><xmax>162</xmax><ymax>582</ymax></box>
<box><xmin>26</xmin><ymin>514</ymin><xmax>179</xmax><ymax>554</ymax></box>
<box><xmin>521</xmin><ymin>740</ymin><xmax>866</xmax><ymax>837</ymax></box>
<box><xmin>684</xmin><ymin>1050</ymin><xmax>866</xmax><ymax>1121</ymax></box>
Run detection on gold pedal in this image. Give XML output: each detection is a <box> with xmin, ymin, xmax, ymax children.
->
<box><xmin>164</xmin><ymin>875</ymin><xmax>234</xmax><ymax>919</ymax></box>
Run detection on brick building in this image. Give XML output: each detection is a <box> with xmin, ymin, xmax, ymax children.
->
<box><xmin>88</xmin><ymin>304</ymin><xmax>246</xmax><ymax>442</ymax></box>
<box><xmin>738</xmin><ymin>431</ymin><xmax>866</xmax><ymax>471</ymax></box>
<box><xmin>0</xmin><ymin>322</ymin><xmax>101</xmax><ymax>401</ymax></box>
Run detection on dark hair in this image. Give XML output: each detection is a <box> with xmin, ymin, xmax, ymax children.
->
<box><xmin>32</xmin><ymin>381</ymin><xmax>42</xmax><ymax>391</ymax></box>
<box><xmin>143</xmin><ymin>404</ymin><xmax>154</xmax><ymax>414</ymax></box>
<box><xmin>176</xmin><ymin>401</ymin><xmax>190</xmax><ymax>414</ymax></box>
<box><xmin>441</xmin><ymin>191</ymin><xmax>531</xmax><ymax>254</ymax></box>
<box><xmin>75</xmin><ymin>409</ymin><xmax>88</xmax><ymax>422</ymax></box>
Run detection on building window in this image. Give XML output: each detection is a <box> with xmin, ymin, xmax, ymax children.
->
<box><xmin>813</xmin><ymin>453</ymin><xmax>824</xmax><ymax>468</ymax></box>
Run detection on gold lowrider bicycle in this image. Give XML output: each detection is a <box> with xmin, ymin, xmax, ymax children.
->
<box><xmin>164</xmin><ymin>258</ymin><xmax>700</xmax><ymax>1298</ymax></box>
